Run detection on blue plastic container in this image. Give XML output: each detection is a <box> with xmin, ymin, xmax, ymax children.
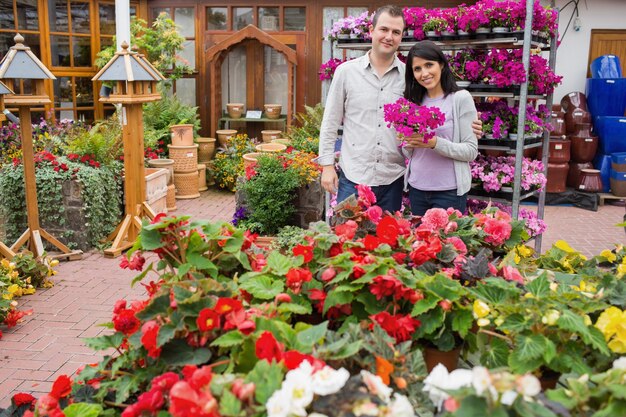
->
<box><xmin>593</xmin><ymin>116</ymin><xmax>626</xmax><ymax>154</ymax></box>
<box><xmin>586</xmin><ymin>78</ymin><xmax>626</xmax><ymax>117</ymax></box>
<box><xmin>593</xmin><ymin>153</ymin><xmax>612</xmax><ymax>193</ymax></box>
<box><xmin>590</xmin><ymin>55</ymin><xmax>623</xmax><ymax>78</ymax></box>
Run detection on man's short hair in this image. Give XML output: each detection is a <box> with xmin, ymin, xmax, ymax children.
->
<box><xmin>371</xmin><ymin>5</ymin><xmax>406</xmax><ymax>29</ymax></box>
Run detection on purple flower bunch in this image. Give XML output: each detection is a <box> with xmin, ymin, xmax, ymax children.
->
<box><xmin>467</xmin><ymin>198</ymin><xmax>547</xmax><ymax>238</ymax></box>
<box><xmin>477</xmin><ymin>100</ymin><xmax>513</xmax><ymax>138</ymax></box>
<box><xmin>422</xmin><ymin>8</ymin><xmax>448</xmax><ymax>33</ymax></box>
<box><xmin>457</xmin><ymin>4</ymin><xmax>490</xmax><ymax>33</ymax></box>
<box><xmin>383</xmin><ymin>97</ymin><xmax>446</xmax><ymax>143</ymax></box>
<box><xmin>449</xmin><ymin>49</ymin><xmax>486</xmax><ymax>83</ymax></box>
<box><xmin>403</xmin><ymin>7</ymin><xmax>428</xmax><ymax>40</ymax></box>
<box><xmin>470</xmin><ymin>154</ymin><xmax>547</xmax><ymax>192</ymax></box>
<box><xmin>325</xmin><ymin>12</ymin><xmax>372</xmax><ymax>41</ymax></box>
<box><xmin>525</xmin><ymin>52</ymin><xmax>563</xmax><ymax>95</ymax></box>
<box><xmin>484</xmin><ymin>49</ymin><xmax>527</xmax><ymax>87</ymax></box>
<box><xmin>318</xmin><ymin>58</ymin><xmax>344</xmax><ymax>81</ymax></box>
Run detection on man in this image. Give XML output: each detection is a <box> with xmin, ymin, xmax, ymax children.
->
<box><xmin>318</xmin><ymin>5</ymin><xmax>482</xmax><ymax>213</ymax></box>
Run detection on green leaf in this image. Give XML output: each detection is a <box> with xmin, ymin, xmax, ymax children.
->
<box><xmin>451</xmin><ymin>309</ymin><xmax>474</xmax><ymax>338</ymax></box>
<box><xmin>266</xmin><ymin>251</ymin><xmax>294</xmax><ymax>276</ymax></box>
<box><xmin>245</xmin><ymin>360</ymin><xmax>284</xmax><ymax>404</ymax></box>
<box><xmin>428</xmin><ymin>274</ymin><xmax>464</xmax><ymax>301</ymax></box>
<box><xmin>323</xmin><ymin>290</ymin><xmax>353</xmax><ymax>314</ymax></box>
<box><xmin>543</xmin><ymin>337</ymin><xmax>557</xmax><ymax>364</ymax></box>
<box><xmin>160</xmin><ymin>339</ymin><xmax>212</xmax><ymax>366</ymax></box>
<box><xmin>546</xmin><ymin>388</ymin><xmax>579</xmax><ymax>410</ymax></box>
<box><xmin>139</xmin><ymin>227</ymin><xmax>163</xmax><ymax>250</ymax></box>
<box><xmin>219</xmin><ymin>389</ymin><xmax>242</xmax><ymax>417</ymax></box>
<box><xmin>277</xmin><ymin>303</ymin><xmax>312</xmax><ymax>315</ymax></box>
<box><xmin>62</xmin><ymin>403</ymin><xmax>103</xmax><ymax>417</ymax></box>
<box><xmin>239</xmin><ymin>276</ymin><xmax>284</xmax><ymax>300</ymax></box>
<box><xmin>591</xmin><ymin>399</ymin><xmax>626</xmax><ymax>417</ymax></box>
<box><xmin>211</xmin><ymin>331</ymin><xmax>245</xmax><ymax>348</ymax></box>
<box><xmin>113</xmin><ymin>375</ymin><xmax>140</xmax><ymax>403</ymax></box>
<box><xmin>83</xmin><ymin>333</ymin><xmax>125</xmax><ymax>351</ymax></box>
<box><xmin>411</xmin><ymin>294</ymin><xmax>439</xmax><ymax>316</ymax></box>
<box><xmin>455</xmin><ymin>396</ymin><xmax>492</xmax><ymax>417</ymax></box>
<box><xmin>130</xmin><ymin>266</ymin><xmax>151</xmax><ymax>287</ymax></box>
<box><xmin>135</xmin><ymin>293</ymin><xmax>170</xmax><ymax>321</ymax></box>
<box><xmin>526</xmin><ymin>274</ymin><xmax>550</xmax><ymax>298</ymax></box>
<box><xmin>500</xmin><ymin>313</ymin><xmax>529</xmax><ymax>333</ymax></box>
<box><xmin>187</xmin><ymin>252</ymin><xmax>219</xmax><ymax>276</ymax></box>
<box><xmin>514</xmin><ymin>334</ymin><xmax>547</xmax><ymax>361</ymax></box>
<box><xmin>296</xmin><ymin>321</ymin><xmax>328</xmax><ymax>350</ymax></box>
<box><xmin>330</xmin><ymin>340</ymin><xmax>363</xmax><ymax>360</ymax></box>
<box><xmin>416</xmin><ymin>307</ymin><xmax>445</xmax><ymax>336</ymax></box>
<box><xmin>480</xmin><ymin>337</ymin><xmax>509</xmax><ymax>368</ymax></box>
<box><xmin>157</xmin><ymin>322</ymin><xmax>177</xmax><ymax>347</ymax></box>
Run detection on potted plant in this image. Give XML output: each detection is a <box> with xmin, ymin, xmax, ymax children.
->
<box><xmin>212</xmin><ymin>133</ymin><xmax>256</xmax><ymax>192</ymax></box>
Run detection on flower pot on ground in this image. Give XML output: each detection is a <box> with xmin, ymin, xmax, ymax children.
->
<box><xmin>264</xmin><ymin>104</ymin><xmax>282</xmax><ymax>119</ymax></box>
<box><xmin>255</xmin><ymin>143</ymin><xmax>286</xmax><ymax>153</ymax></box>
<box><xmin>261</xmin><ymin>129</ymin><xmax>282</xmax><ymax>143</ymax></box>
<box><xmin>423</xmin><ymin>346</ymin><xmax>462</xmax><ymax>373</ymax></box>
<box><xmin>169</xmin><ymin>124</ymin><xmax>195</xmax><ymax>146</ymax></box>
<box><xmin>167</xmin><ymin>144</ymin><xmax>198</xmax><ymax>173</ymax></box>
<box><xmin>173</xmin><ymin>170</ymin><xmax>200</xmax><ymax>199</ymax></box>
<box><xmin>243</xmin><ymin>152</ymin><xmax>263</xmax><ymax>169</ymax></box>
<box><xmin>216</xmin><ymin>129</ymin><xmax>238</xmax><ymax>146</ymax></box>
<box><xmin>226</xmin><ymin>103</ymin><xmax>244</xmax><ymax>119</ymax></box>
<box><xmin>196</xmin><ymin>137</ymin><xmax>217</xmax><ymax>163</ymax></box>
<box><xmin>197</xmin><ymin>163</ymin><xmax>208</xmax><ymax>192</ymax></box>
<box><xmin>147</xmin><ymin>158</ymin><xmax>175</xmax><ymax>185</ymax></box>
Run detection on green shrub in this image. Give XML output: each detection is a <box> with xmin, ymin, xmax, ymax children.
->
<box><xmin>285</xmin><ymin>104</ymin><xmax>324</xmax><ymax>154</ymax></box>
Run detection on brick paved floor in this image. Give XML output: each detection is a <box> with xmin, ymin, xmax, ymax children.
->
<box><xmin>0</xmin><ymin>189</ymin><xmax>624</xmax><ymax>406</ymax></box>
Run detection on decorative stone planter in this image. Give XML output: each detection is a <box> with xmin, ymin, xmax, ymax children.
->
<box><xmin>147</xmin><ymin>158</ymin><xmax>175</xmax><ymax>185</ymax></box>
<box><xmin>174</xmin><ymin>170</ymin><xmax>200</xmax><ymax>199</ymax></box>
<box><xmin>170</xmin><ymin>124</ymin><xmax>194</xmax><ymax>146</ymax></box>
<box><xmin>145</xmin><ymin>168</ymin><xmax>168</xmax><ymax>208</ymax></box>
<box><xmin>168</xmin><ymin>144</ymin><xmax>199</xmax><ymax>173</ymax></box>
<box><xmin>196</xmin><ymin>137</ymin><xmax>217</xmax><ymax>163</ymax></box>
<box><xmin>216</xmin><ymin>129</ymin><xmax>238</xmax><ymax>146</ymax></box>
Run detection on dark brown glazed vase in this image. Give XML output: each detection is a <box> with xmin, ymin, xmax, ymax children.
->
<box><xmin>565</xmin><ymin>111</ymin><xmax>592</xmax><ymax>134</ymax></box>
<box><xmin>560</xmin><ymin>91</ymin><xmax>588</xmax><ymax>112</ymax></box>
<box><xmin>578</xmin><ymin>169</ymin><xmax>603</xmax><ymax>193</ymax></box>
<box><xmin>570</xmin><ymin>135</ymin><xmax>598</xmax><ymax>163</ymax></box>
<box><xmin>567</xmin><ymin>161</ymin><xmax>594</xmax><ymax>188</ymax></box>
<box><xmin>546</xmin><ymin>162</ymin><xmax>569</xmax><ymax>193</ymax></box>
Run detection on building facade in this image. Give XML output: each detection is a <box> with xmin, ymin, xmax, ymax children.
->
<box><xmin>1</xmin><ymin>0</ymin><xmax>467</xmax><ymax>136</ymax></box>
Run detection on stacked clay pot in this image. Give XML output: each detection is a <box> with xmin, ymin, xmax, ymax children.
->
<box><xmin>168</xmin><ymin>125</ymin><xmax>200</xmax><ymax>199</ymax></box>
<box><xmin>542</xmin><ymin>104</ymin><xmax>570</xmax><ymax>193</ymax></box>
<box><xmin>560</xmin><ymin>93</ymin><xmax>600</xmax><ymax>189</ymax></box>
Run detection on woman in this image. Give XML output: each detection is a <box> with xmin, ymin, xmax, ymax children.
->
<box><xmin>403</xmin><ymin>41</ymin><xmax>478</xmax><ymax>216</ymax></box>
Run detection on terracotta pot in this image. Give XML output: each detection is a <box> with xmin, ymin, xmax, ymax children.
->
<box><xmin>549</xmin><ymin>117</ymin><xmax>566</xmax><ymax>136</ymax></box>
<box><xmin>570</xmin><ymin>135</ymin><xmax>598</xmax><ymax>163</ymax></box>
<box><xmin>564</xmin><ymin>110</ymin><xmax>591</xmax><ymax>134</ymax></box>
<box><xmin>572</xmin><ymin>122</ymin><xmax>593</xmax><ymax>137</ymax></box>
<box><xmin>196</xmin><ymin>137</ymin><xmax>216</xmax><ymax>162</ymax></box>
<box><xmin>243</xmin><ymin>152</ymin><xmax>262</xmax><ymax>169</ymax></box>
<box><xmin>546</xmin><ymin>162</ymin><xmax>569</xmax><ymax>193</ymax></box>
<box><xmin>170</xmin><ymin>124</ymin><xmax>195</xmax><ymax>146</ymax></box>
<box><xmin>197</xmin><ymin>164</ymin><xmax>208</xmax><ymax>192</ymax></box>
<box><xmin>226</xmin><ymin>103</ymin><xmax>244</xmax><ymax>119</ymax></box>
<box><xmin>423</xmin><ymin>346</ymin><xmax>461</xmax><ymax>373</ymax></box>
<box><xmin>216</xmin><ymin>129</ymin><xmax>238</xmax><ymax>146</ymax></box>
<box><xmin>567</xmin><ymin>161</ymin><xmax>594</xmax><ymax>188</ymax></box>
<box><xmin>261</xmin><ymin>129</ymin><xmax>282</xmax><ymax>143</ymax></box>
<box><xmin>255</xmin><ymin>143</ymin><xmax>286</xmax><ymax>153</ymax></box>
<box><xmin>560</xmin><ymin>91</ymin><xmax>588</xmax><ymax>112</ymax></box>
<box><xmin>147</xmin><ymin>158</ymin><xmax>175</xmax><ymax>185</ymax></box>
<box><xmin>539</xmin><ymin>369</ymin><xmax>562</xmax><ymax>390</ymax></box>
<box><xmin>578</xmin><ymin>168</ymin><xmax>603</xmax><ymax>193</ymax></box>
<box><xmin>264</xmin><ymin>104</ymin><xmax>282</xmax><ymax>119</ymax></box>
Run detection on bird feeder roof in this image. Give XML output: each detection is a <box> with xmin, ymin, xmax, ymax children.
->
<box><xmin>92</xmin><ymin>41</ymin><xmax>166</xmax><ymax>82</ymax></box>
<box><xmin>0</xmin><ymin>80</ymin><xmax>13</xmax><ymax>95</ymax></box>
<box><xmin>0</xmin><ymin>34</ymin><xmax>56</xmax><ymax>80</ymax></box>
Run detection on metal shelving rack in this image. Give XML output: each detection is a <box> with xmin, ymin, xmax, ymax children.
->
<box><xmin>335</xmin><ymin>0</ymin><xmax>558</xmax><ymax>252</ymax></box>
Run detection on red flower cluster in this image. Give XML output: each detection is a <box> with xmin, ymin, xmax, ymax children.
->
<box><xmin>119</xmin><ymin>252</ymin><xmax>146</xmax><ymax>271</ymax></box>
<box><xmin>370</xmin><ymin>311</ymin><xmax>421</xmax><ymax>343</ymax></box>
<box><xmin>31</xmin><ymin>151</ymin><xmax>69</xmax><ymax>172</ymax></box>
<box><xmin>369</xmin><ymin>273</ymin><xmax>423</xmax><ymax>304</ymax></box>
<box><xmin>196</xmin><ymin>297</ymin><xmax>256</xmax><ymax>336</ymax></box>
<box><xmin>285</xmin><ymin>267</ymin><xmax>312</xmax><ymax>294</ymax></box>
<box><xmin>255</xmin><ymin>331</ymin><xmax>325</xmax><ymax>371</ymax></box>
<box><xmin>292</xmin><ymin>243</ymin><xmax>314</xmax><ymax>263</ymax></box>
<box><xmin>112</xmin><ymin>299</ymin><xmax>143</xmax><ymax>336</ymax></box>
<box><xmin>23</xmin><ymin>375</ymin><xmax>72</xmax><ymax>417</ymax></box>
<box><xmin>308</xmin><ymin>288</ymin><xmax>352</xmax><ymax>319</ymax></box>
<box><xmin>409</xmin><ymin>236</ymin><xmax>443</xmax><ymax>266</ymax></box>
<box><xmin>3</xmin><ymin>308</ymin><xmax>33</xmax><ymax>327</ymax></box>
<box><xmin>66</xmin><ymin>153</ymin><xmax>101</xmax><ymax>168</ymax></box>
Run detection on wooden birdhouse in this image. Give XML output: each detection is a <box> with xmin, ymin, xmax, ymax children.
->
<box><xmin>0</xmin><ymin>34</ymin><xmax>55</xmax><ymax>107</ymax></box>
<box><xmin>0</xmin><ymin>80</ymin><xmax>13</xmax><ymax>123</ymax></box>
<box><xmin>92</xmin><ymin>41</ymin><xmax>165</xmax><ymax>104</ymax></box>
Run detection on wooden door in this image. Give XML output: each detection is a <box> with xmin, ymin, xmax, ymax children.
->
<box><xmin>588</xmin><ymin>30</ymin><xmax>626</xmax><ymax>77</ymax></box>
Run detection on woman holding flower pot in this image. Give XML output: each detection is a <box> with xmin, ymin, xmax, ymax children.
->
<box><xmin>403</xmin><ymin>40</ymin><xmax>478</xmax><ymax>215</ymax></box>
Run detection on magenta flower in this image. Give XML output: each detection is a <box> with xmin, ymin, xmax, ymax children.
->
<box><xmin>383</xmin><ymin>97</ymin><xmax>446</xmax><ymax>143</ymax></box>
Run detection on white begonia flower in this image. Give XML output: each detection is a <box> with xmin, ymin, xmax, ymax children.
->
<box><xmin>423</xmin><ymin>364</ymin><xmax>475</xmax><ymax>410</ymax></box>
<box><xmin>360</xmin><ymin>370</ymin><xmax>392</xmax><ymax>403</ymax></box>
<box><xmin>613</xmin><ymin>357</ymin><xmax>626</xmax><ymax>370</ymax></box>
<box><xmin>387</xmin><ymin>393</ymin><xmax>416</xmax><ymax>417</ymax></box>
<box><xmin>500</xmin><ymin>390</ymin><xmax>519</xmax><ymax>406</ymax></box>
<box><xmin>282</xmin><ymin>375</ymin><xmax>314</xmax><ymax>416</ymax></box>
<box><xmin>266</xmin><ymin>388</ymin><xmax>292</xmax><ymax>417</ymax></box>
<box><xmin>471</xmin><ymin>367</ymin><xmax>493</xmax><ymax>396</ymax></box>
<box><xmin>352</xmin><ymin>400</ymin><xmax>380</xmax><ymax>416</ymax></box>
<box><xmin>311</xmin><ymin>366</ymin><xmax>350</xmax><ymax>396</ymax></box>
<box><xmin>516</xmin><ymin>374</ymin><xmax>541</xmax><ymax>397</ymax></box>
<box><xmin>308</xmin><ymin>414</ymin><xmax>329</xmax><ymax>417</ymax></box>
<box><xmin>286</xmin><ymin>360</ymin><xmax>314</xmax><ymax>384</ymax></box>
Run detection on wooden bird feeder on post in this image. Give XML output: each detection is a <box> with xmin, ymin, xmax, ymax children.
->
<box><xmin>92</xmin><ymin>41</ymin><xmax>166</xmax><ymax>258</ymax></box>
<box><xmin>0</xmin><ymin>34</ymin><xmax>82</xmax><ymax>260</ymax></box>
<box><xmin>0</xmin><ymin>79</ymin><xmax>16</xmax><ymax>259</ymax></box>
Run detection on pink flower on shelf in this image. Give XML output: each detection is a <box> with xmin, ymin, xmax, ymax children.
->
<box><xmin>383</xmin><ymin>97</ymin><xmax>446</xmax><ymax>144</ymax></box>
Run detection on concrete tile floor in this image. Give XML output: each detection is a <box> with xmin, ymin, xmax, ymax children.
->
<box><xmin>0</xmin><ymin>188</ymin><xmax>624</xmax><ymax>406</ymax></box>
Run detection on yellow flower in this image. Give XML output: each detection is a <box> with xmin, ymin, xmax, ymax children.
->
<box><xmin>596</xmin><ymin>307</ymin><xmax>626</xmax><ymax>354</ymax></box>
<box><xmin>600</xmin><ymin>249</ymin><xmax>617</xmax><ymax>263</ymax></box>
<box><xmin>473</xmin><ymin>300</ymin><xmax>490</xmax><ymax>319</ymax></box>
<box><xmin>541</xmin><ymin>309</ymin><xmax>561</xmax><ymax>326</ymax></box>
<box><xmin>517</xmin><ymin>245</ymin><xmax>533</xmax><ymax>258</ymax></box>
<box><xmin>49</xmin><ymin>259</ymin><xmax>60</xmax><ymax>267</ymax></box>
<box><xmin>555</xmin><ymin>240</ymin><xmax>577</xmax><ymax>253</ymax></box>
